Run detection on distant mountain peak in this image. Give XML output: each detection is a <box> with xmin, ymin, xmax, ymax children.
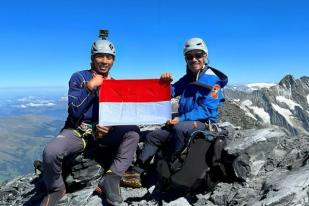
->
<box><xmin>223</xmin><ymin>74</ymin><xmax>309</xmax><ymax>135</ymax></box>
<box><xmin>279</xmin><ymin>74</ymin><xmax>296</xmax><ymax>89</ymax></box>
<box><xmin>300</xmin><ymin>76</ymin><xmax>309</xmax><ymax>81</ymax></box>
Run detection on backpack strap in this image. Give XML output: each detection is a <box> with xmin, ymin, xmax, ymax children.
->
<box><xmin>212</xmin><ymin>136</ymin><xmax>227</xmax><ymax>177</ymax></box>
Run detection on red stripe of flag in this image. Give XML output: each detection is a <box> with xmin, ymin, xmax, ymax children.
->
<box><xmin>99</xmin><ymin>79</ymin><xmax>171</xmax><ymax>102</ymax></box>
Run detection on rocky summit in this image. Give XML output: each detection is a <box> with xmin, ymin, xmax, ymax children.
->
<box><xmin>1</xmin><ymin>122</ymin><xmax>309</xmax><ymax>206</ymax></box>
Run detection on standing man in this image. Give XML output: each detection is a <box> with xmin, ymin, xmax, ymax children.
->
<box><xmin>41</xmin><ymin>30</ymin><xmax>140</xmax><ymax>206</ymax></box>
<box><xmin>122</xmin><ymin>37</ymin><xmax>228</xmax><ymax>188</ymax></box>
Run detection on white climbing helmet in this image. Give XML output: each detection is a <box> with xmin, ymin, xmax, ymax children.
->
<box><xmin>91</xmin><ymin>30</ymin><xmax>116</xmax><ymax>58</ymax></box>
<box><xmin>183</xmin><ymin>37</ymin><xmax>208</xmax><ymax>55</ymax></box>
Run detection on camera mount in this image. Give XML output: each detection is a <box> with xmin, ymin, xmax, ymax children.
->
<box><xmin>99</xmin><ymin>29</ymin><xmax>109</xmax><ymax>40</ymax></box>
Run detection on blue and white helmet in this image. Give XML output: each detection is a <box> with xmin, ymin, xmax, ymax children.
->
<box><xmin>183</xmin><ymin>37</ymin><xmax>208</xmax><ymax>55</ymax></box>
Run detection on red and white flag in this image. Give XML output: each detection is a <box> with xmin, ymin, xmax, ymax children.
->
<box><xmin>99</xmin><ymin>79</ymin><xmax>171</xmax><ymax>126</ymax></box>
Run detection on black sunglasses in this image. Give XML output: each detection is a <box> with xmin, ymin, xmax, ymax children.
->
<box><xmin>185</xmin><ymin>52</ymin><xmax>205</xmax><ymax>61</ymax></box>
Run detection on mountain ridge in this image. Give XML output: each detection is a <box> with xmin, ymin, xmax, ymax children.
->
<box><xmin>222</xmin><ymin>74</ymin><xmax>309</xmax><ymax>135</ymax></box>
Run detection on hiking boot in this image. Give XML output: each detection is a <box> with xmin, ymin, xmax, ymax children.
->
<box><xmin>95</xmin><ymin>170</ymin><xmax>123</xmax><ymax>206</ymax></box>
<box><xmin>120</xmin><ymin>168</ymin><xmax>142</xmax><ymax>188</ymax></box>
<box><xmin>40</xmin><ymin>186</ymin><xmax>66</xmax><ymax>206</ymax></box>
<box><xmin>33</xmin><ymin>160</ymin><xmax>43</xmax><ymax>175</ymax></box>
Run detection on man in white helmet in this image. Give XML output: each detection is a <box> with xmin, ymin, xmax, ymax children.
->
<box><xmin>121</xmin><ymin>37</ymin><xmax>228</xmax><ymax>189</ymax></box>
<box><xmin>40</xmin><ymin>30</ymin><xmax>140</xmax><ymax>206</ymax></box>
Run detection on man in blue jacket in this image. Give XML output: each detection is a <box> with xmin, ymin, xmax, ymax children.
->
<box><xmin>41</xmin><ymin>31</ymin><xmax>140</xmax><ymax>206</ymax></box>
<box><xmin>121</xmin><ymin>37</ymin><xmax>228</xmax><ymax>188</ymax></box>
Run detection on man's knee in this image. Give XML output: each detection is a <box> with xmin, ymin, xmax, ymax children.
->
<box><xmin>43</xmin><ymin>143</ymin><xmax>63</xmax><ymax>164</ymax></box>
<box><xmin>173</xmin><ymin>122</ymin><xmax>190</xmax><ymax>133</ymax></box>
<box><xmin>124</xmin><ymin>131</ymin><xmax>140</xmax><ymax>143</ymax></box>
<box><xmin>145</xmin><ymin>130</ymin><xmax>166</xmax><ymax>146</ymax></box>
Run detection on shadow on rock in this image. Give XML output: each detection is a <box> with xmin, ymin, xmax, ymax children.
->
<box><xmin>23</xmin><ymin>176</ymin><xmax>46</xmax><ymax>206</ymax></box>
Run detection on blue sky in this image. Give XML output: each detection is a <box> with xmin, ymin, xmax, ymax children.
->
<box><xmin>0</xmin><ymin>0</ymin><xmax>308</xmax><ymax>88</ymax></box>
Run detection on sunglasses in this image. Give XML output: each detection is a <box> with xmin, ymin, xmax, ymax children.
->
<box><xmin>185</xmin><ymin>52</ymin><xmax>205</xmax><ymax>61</ymax></box>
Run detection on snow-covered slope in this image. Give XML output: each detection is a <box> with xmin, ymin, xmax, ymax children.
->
<box><xmin>222</xmin><ymin>75</ymin><xmax>309</xmax><ymax>135</ymax></box>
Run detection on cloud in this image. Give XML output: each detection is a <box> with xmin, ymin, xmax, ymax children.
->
<box><xmin>17</xmin><ymin>96</ymin><xmax>34</xmax><ymax>102</ymax></box>
<box><xmin>20</xmin><ymin>102</ymin><xmax>56</xmax><ymax>108</ymax></box>
<box><xmin>60</xmin><ymin>96</ymin><xmax>68</xmax><ymax>101</ymax></box>
<box><xmin>14</xmin><ymin>96</ymin><xmax>57</xmax><ymax>108</ymax></box>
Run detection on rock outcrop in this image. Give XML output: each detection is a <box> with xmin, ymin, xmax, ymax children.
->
<box><xmin>1</xmin><ymin>123</ymin><xmax>309</xmax><ymax>206</ymax></box>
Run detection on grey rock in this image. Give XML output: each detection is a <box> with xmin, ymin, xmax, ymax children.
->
<box><xmin>219</xmin><ymin>100</ymin><xmax>264</xmax><ymax>130</ymax></box>
<box><xmin>229</xmin><ymin>187</ymin><xmax>257</xmax><ymax>206</ymax></box>
<box><xmin>209</xmin><ymin>183</ymin><xmax>235</xmax><ymax>206</ymax></box>
<box><xmin>226</xmin><ymin>128</ymin><xmax>285</xmax><ymax>180</ymax></box>
<box><xmin>256</xmin><ymin>164</ymin><xmax>309</xmax><ymax>206</ymax></box>
<box><xmin>1</xmin><ymin>123</ymin><xmax>309</xmax><ymax>206</ymax></box>
<box><xmin>65</xmin><ymin>155</ymin><xmax>103</xmax><ymax>188</ymax></box>
<box><xmin>193</xmin><ymin>193</ymin><xmax>215</xmax><ymax>206</ymax></box>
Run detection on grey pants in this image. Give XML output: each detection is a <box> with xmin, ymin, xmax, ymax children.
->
<box><xmin>139</xmin><ymin>121</ymin><xmax>206</xmax><ymax>164</ymax></box>
<box><xmin>42</xmin><ymin>125</ymin><xmax>140</xmax><ymax>191</ymax></box>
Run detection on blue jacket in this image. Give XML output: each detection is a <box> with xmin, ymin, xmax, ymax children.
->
<box><xmin>64</xmin><ymin>70</ymin><xmax>100</xmax><ymax>128</ymax></box>
<box><xmin>172</xmin><ymin>66</ymin><xmax>228</xmax><ymax>123</ymax></box>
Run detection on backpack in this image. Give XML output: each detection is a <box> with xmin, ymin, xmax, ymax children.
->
<box><xmin>156</xmin><ymin>128</ymin><xmax>228</xmax><ymax>194</ymax></box>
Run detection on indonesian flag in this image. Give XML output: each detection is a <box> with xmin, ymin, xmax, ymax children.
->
<box><xmin>99</xmin><ymin>79</ymin><xmax>171</xmax><ymax>126</ymax></box>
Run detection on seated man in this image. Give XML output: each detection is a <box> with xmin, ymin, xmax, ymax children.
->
<box><xmin>122</xmin><ymin>37</ymin><xmax>228</xmax><ymax>188</ymax></box>
<box><xmin>41</xmin><ymin>30</ymin><xmax>140</xmax><ymax>206</ymax></box>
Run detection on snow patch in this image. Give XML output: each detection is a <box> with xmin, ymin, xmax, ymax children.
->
<box><xmin>251</xmin><ymin>106</ymin><xmax>270</xmax><ymax>124</ymax></box>
<box><xmin>307</xmin><ymin>94</ymin><xmax>309</xmax><ymax>105</ymax></box>
<box><xmin>241</xmin><ymin>100</ymin><xmax>270</xmax><ymax>124</ymax></box>
<box><xmin>246</xmin><ymin>83</ymin><xmax>276</xmax><ymax>90</ymax></box>
<box><xmin>276</xmin><ymin>96</ymin><xmax>302</xmax><ymax>110</ymax></box>
<box><xmin>240</xmin><ymin>100</ymin><xmax>257</xmax><ymax>120</ymax></box>
<box><xmin>271</xmin><ymin>103</ymin><xmax>293</xmax><ymax>126</ymax></box>
<box><xmin>242</xmin><ymin>99</ymin><xmax>253</xmax><ymax>106</ymax></box>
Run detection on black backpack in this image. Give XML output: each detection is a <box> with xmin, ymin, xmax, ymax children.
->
<box><xmin>156</xmin><ymin>128</ymin><xmax>228</xmax><ymax>194</ymax></box>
